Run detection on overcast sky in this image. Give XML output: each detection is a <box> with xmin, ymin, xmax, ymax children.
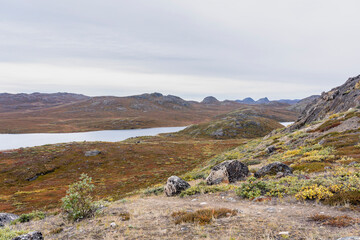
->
<box><xmin>1</xmin><ymin>0</ymin><xmax>360</xmax><ymax>101</ymax></box>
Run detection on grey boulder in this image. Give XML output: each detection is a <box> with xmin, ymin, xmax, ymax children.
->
<box><xmin>164</xmin><ymin>176</ymin><xmax>190</xmax><ymax>197</ymax></box>
<box><xmin>12</xmin><ymin>231</ymin><xmax>43</xmax><ymax>240</ymax></box>
<box><xmin>0</xmin><ymin>213</ymin><xmax>19</xmax><ymax>227</ymax></box>
<box><xmin>255</xmin><ymin>162</ymin><xmax>293</xmax><ymax>178</ymax></box>
<box><xmin>206</xmin><ymin>160</ymin><xmax>249</xmax><ymax>185</ymax></box>
<box><xmin>84</xmin><ymin>150</ymin><xmax>101</xmax><ymax>157</ymax></box>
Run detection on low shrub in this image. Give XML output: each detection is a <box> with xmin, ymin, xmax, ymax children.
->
<box><xmin>323</xmin><ymin>191</ymin><xmax>360</xmax><ymax>206</ymax></box>
<box><xmin>179</xmin><ymin>183</ymin><xmax>234</xmax><ymax>198</ymax></box>
<box><xmin>11</xmin><ymin>211</ymin><xmax>45</xmax><ymax>224</ymax></box>
<box><xmin>308</xmin><ymin>214</ymin><xmax>358</xmax><ymax>227</ymax></box>
<box><xmin>295</xmin><ymin>185</ymin><xmax>334</xmax><ymax>201</ymax></box>
<box><xmin>236</xmin><ymin>177</ymin><xmax>270</xmax><ymax>199</ymax></box>
<box><xmin>171</xmin><ymin>208</ymin><xmax>237</xmax><ymax>225</ymax></box>
<box><xmin>143</xmin><ymin>185</ymin><xmax>164</xmax><ymax>196</ymax></box>
<box><xmin>61</xmin><ymin>173</ymin><xmax>96</xmax><ymax>221</ymax></box>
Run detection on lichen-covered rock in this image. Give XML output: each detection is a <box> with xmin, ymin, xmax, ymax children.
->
<box><xmin>164</xmin><ymin>176</ymin><xmax>190</xmax><ymax>197</ymax></box>
<box><xmin>255</xmin><ymin>162</ymin><xmax>292</xmax><ymax>178</ymax></box>
<box><xmin>12</xmin><ymin>231</ymin><xmax>43</xmax><ymax>240</ymax></box>
<box><xmin>0</xmin><ymin>213</ymin><xmax>18</xmax><ymax>227</ymax></box>
<box><xmin>206</xmin><ymin>160</ymin><xmax>249</xmax><ymax>185</ymax></box>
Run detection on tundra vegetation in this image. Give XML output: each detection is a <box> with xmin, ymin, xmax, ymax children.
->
<box><xmin>1</xmin><ymin>83</ymin><xmax>360</xmax><ymax>239</ymax></box>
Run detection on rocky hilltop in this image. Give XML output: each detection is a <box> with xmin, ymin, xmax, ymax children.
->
<box><xmin>290</xmin><ymin>75</ymin><xmax>360</xmax><ymax>130</ymax></box>
<box><xmin>0</xmin><ymin>92</ymin><xmax>89</xmax><ymax>113</ymax></box>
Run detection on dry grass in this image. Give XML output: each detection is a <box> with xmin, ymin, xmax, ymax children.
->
<box><xmin>9</xmin><ymin>193</ymin><xmax>360</xmax><ymax>239</ymax></box>
<box><xmin>309</xmin><ymin>214</ymin><xmax>358</xmax><ymax>227</ymax></box>
<box><xmin>171</xmin><ymin>208</ymin><xmax>237</xmax><ymax>225</ymax></box>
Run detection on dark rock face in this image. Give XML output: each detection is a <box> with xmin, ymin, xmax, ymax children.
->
<box><xmin>0</xmin><ymin>213</ymin><xmax>19</xmax><ymax>227</ymax></box>
<box><xmin>201</xmin><ymin>96</ymin><xmax>220</xmax><ymax>104</ymax></box>
<box><xmin>84</xmin><ymin>150</ymin><xmax>101</xmax><ymax>157</ymax></box>
<box><xmin>206</xmin><ymin>160</ymin><xmax>249</xmax><ymax>185</ymax></box>
<box><xmin>12</xmin><ymin>231</ymin><xmax>43</xmax><ymax>240</ymax></box>
<box><xmin>255</xmin><ymin>162</ymin><xmax>293</xmax><ymax>178</ymax></box>
<box><xmin>290</xmin><ymin>75</ymin><xmax>360</xmax><ymax>131</ymax></box>
<box><xmin>164</xmin><ymin>176</ymin><xmax>190</xmax><ymax>197</ymax></box>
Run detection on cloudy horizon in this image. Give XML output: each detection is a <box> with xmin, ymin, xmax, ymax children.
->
<box><xmin>1</xmin><ymin>0</ymin><xmax>360</xmax><ymax>101</ymax></box>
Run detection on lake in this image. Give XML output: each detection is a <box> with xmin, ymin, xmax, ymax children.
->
<box><xmin>0</xmin><ymin>126</ymin><xmax>187</xmax><ymax>151</ymax></box>
<box><xmin>280</xmin><ymin>122</ymin><xmax>294</xmax><ymax>127</ymax></box>
<box><xmin>0</xmin><ymin>122</ymin><xmax>295</xmax><ymax>150</ymax></box>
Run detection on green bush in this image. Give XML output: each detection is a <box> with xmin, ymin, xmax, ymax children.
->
<box><xmin>236</xmin><ymin>177</ymin><xmax>270</xmax><ymax>199</ymax></box>
<box><xmin>61</xmin><ymin>173</ymin><xmax>96</xmax><ymax>221</ymax></box>
<box><xmin>12</xmin><ymin>211</ymin><xmax>45</xmax><ymax>224</ymax></box>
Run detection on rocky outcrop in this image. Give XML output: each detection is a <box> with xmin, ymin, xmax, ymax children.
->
<box><xmin>201</xmin><ymin>96</ymin><xmax>220</xmax><ymax>104</ymax></box>
<box><xmin>290</xmin><ymin>75</ymin><xmax>360</xmax><ymax>131</ymax></box>
<box><xmin>206</xmin><ymin>160</ymin><xmax>249</xmax><ymax>185</ymax></box>
<box><xmin>288</xmin><ymin>95</ymin><xmax>320</xmax><ymax>113</ymax></box>
<box><xmin>255</xmin><ymin>162</ymin><xmax>293</xmax><ymax>178</ymax></box>
<box><xmin>0</xmin><ymin>213</ymin><xmax>18</xmax><ymax>227</ymax></box>
<box><xmin>12</xmin><ymin>231</ymin><xmax>43</xmax><ymax>240</ymax></box>
<box><xmin>164</xmin><ymin>176</ymin><xmax>190</xmax><ymax>196</ymax></box>
<box><xmin>179</xmin><ymin>113</ymin><xmax>283</xmax><ymax>139</ymax></box>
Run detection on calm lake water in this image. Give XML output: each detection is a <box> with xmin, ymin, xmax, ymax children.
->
<box><xmin>0</xmin><ymin>127</ymin><xmax>186</xmax><ymax>151</ymax></box>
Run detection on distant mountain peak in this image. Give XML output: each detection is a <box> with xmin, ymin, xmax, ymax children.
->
<box><xmin>201</xmin><ymin>96</ymin><xmax>220</xmax><ymax>104</ymax></box>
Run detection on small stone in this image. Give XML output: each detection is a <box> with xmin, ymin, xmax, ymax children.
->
<box><xmin>279</xmin><ymin>232</ymin><xmax>289</xmax><ymax>235</ymax></box>
<box><xmin>200</xmin><ymin>202</ymin><xmax>207</xmax><ymax>205</ymax></box>
<box><xmin>181</xmin><ymin>226</ymin><xmax>189</xmax><ymax>231</ymax></box>
<box><xmin>265</xmin><ymin>207</ymin><xmax>276</xmax><ymax>213</ymax></box>
<box><xmin>110</xmin><ymin>222</ymin><xmax>117</xmax><ymax>228</ymax></box>
<box><xmin>226</xmin><ymin>197</ymin><xmax>237</xmax><ymax>202</ymax></box>
<box><xmin>337</xmin><ymin>237</ymin><xmax>360</xmax><ymax>240</ymax></box>
<box><xmin>191</xmin><ymin>199</ymin><xmax>197</xmax><ymax>202</ymax></box>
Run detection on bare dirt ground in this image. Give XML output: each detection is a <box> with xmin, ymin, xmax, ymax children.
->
<box><xmin>12</xmin><ymin>192</ymin><xmax>360</xmax><ymax>240</ymax></box>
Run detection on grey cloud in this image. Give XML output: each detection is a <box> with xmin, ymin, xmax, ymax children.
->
<box><xmin>0</xmin><ymin>0</ymin><xmax>359</xmax><ymax>99</ymax></box>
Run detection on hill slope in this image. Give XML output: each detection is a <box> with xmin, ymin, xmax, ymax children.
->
<box><xmin>0</xmin><ymin>93</ymin><xmax>298</xmax><ymax>133</ymax></box>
